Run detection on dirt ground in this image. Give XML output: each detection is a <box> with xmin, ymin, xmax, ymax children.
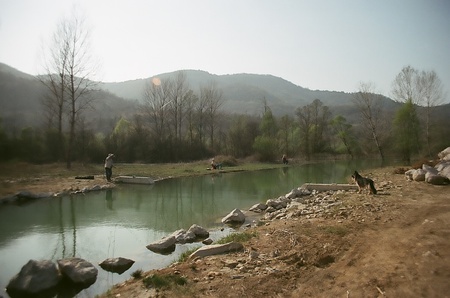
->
<box><xmin>2</xmin><ymin>167</ymin><xmax>449</xmax><ymax>298</ymax></box>
<box><xmin>95</xmin><ymin>167</ymin><xmax>449</xmax><ymax>298</ymax></box>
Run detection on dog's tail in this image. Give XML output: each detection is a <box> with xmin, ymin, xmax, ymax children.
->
<box><xmin>369</xmin><ymin>180</ymin><xmax>377</xmax><ymax>194</ymax></box>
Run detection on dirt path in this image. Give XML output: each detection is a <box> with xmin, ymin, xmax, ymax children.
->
<box><xmin>100</xmin><ymin>167</ymin><xmax>450</xmax><ymax>298</ymax></box>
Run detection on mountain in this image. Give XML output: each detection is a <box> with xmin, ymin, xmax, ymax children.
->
<box><xmin>3</xmin><ymin>62</ymin><xmax>449</xmax><ymax>134</ymax></box>
<box><xmin>100</xmin><ymin>70</ymin><xmax>399</xmax><ymax>117</ymax></box>
<box><xmin>0</xmin><ymin>63</ymin><xmax>137</xmax><ymax>133</ymax></box>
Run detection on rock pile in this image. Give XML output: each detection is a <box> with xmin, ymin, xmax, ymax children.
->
<box><xmin>6</xmin><ymin>258</ymin><xmax>98</xmax><ymax>298</ymax></box>
<box><xmin>405</xmin><ymin>147</ymin><xmax>450</xmax><ymax>185</ymax></box>
<box><xmin>146</xmin><ymin>224</ymin><xmax>210</xmax><ymax>254</ymax></box>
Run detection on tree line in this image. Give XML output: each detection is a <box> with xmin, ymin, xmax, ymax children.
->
<box><xmin>0</xmin><ymin>12</ymin><xmax>448</xmax><ymax>166</ymax></box>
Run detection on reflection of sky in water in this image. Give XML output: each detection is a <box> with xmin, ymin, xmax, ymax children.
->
<box><xmin>0</xmin><ymin>160</ymin><xmax>386</xmax><ymax>297</ymax></box>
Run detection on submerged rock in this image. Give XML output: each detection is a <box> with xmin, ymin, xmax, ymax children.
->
<box><xmin>146</xmin><ymin>236</ymin><xmax>177</xmax><ymax>254</ymax></box>
<box><xmin>99</xmin><ymin>257</ymin><xmax>135</xmax><ymax>274</ymax></box>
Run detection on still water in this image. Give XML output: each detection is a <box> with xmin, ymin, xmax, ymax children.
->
<box><xmin>0</xmin><ymin>160</ymin><xmax>384</xmax><ymax>297</ymax></box>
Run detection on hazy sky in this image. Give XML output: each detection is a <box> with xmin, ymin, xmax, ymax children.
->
<box><xmin>1</xmin><ymin>0</ymin><xmax>449</xmax><ymax>101</ymax></box>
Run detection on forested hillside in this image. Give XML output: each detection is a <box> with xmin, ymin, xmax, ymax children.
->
<box><xmin>1</xmin><ymin>63</ymin><xmax>449</xmax><ymax>165</ymax></box>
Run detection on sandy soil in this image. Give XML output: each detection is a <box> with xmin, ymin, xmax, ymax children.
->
<box><xmin>2</xmin><ymin>167</ymin><xmax>449</xmax><ymax>298</ymax></box>
<box><xmin>97</xmin><ymin>167</ymin><xmax>450</xmax><ymax>298</ymax></box>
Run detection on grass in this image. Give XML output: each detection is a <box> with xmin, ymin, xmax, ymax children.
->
<box><xmin>143</xmin><ymin>273</ymin><xmax>188</xmax><ymax>289</ymax></box>
<box><xmin>319</xmin><ymin>225</ymin><xmax>349</xmax><ymax>237</ymax></box>
<box><xmin>216</xmin><ymin>231</ymin><xmax>258</xmax><ymax>244</ymax></box>
<box><xmin>131</xmin><ymin>269</ymin><xmax>144</xmax><ymax>279</ymax></box>
<box><xmin>176</xmin><ymin>246</ymin><xmax>201</xmax><ymax>263</ymax></box>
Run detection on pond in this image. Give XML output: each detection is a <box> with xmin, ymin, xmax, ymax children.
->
<box><xmin>0</xmin><ymin>159</ymin><xmax>385</xmax><ymax>297</ymax></box>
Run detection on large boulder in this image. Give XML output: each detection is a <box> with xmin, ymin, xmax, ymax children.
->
<box><xmin>426</xmin><ymin>173</ymin><xmax>450</xmax><ymax>185</ymax></box>
<box><xmin>438</xmin><ymin>147</ymin><xmax>450</xmax><ymax>161</ymax></box>
<box><xmin>57</xmin><ymin>257</ymin><xmax>98</xmax><ymax>286</ymax></box>
<box><xmin>146</xmin><ymin>235</ymin><xmax>176</xmax><ymax>254</ymax></box>
<box><xmin>99</xmin><ymin>257</ymin><xmax>135</xmax><ymax>274</ymax></box>
<box><xmin>436</xmin><ymin>161</ymin><xmax>450</xmax><ymax>180</ymax></box>
<box><xmin>6</xmin><ymin>259</ymin><xmax>61</xmax><ymax>298</ymax></box>
<box><xmin>221</xmin><ymin>208</ymin><xmax>246</xmax><ymax>225</ymax></box>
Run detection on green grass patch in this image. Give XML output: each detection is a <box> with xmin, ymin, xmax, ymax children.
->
<box><xmin>130</xmin><ymin>269</ymin><xmax>143</xmax><ymax>279</ymax></box>
<box><xmin>176</xmin><ymin>246</ymin><xmax>201</xmax><ymax>263</ymax></box>
<box><xmin>143</xmin><ymin>273</ymin><xmax>187</xmax><ymax>289</ymax></box>
<box><xmin>216</xmin><ymin>231</ymin><xmax>257</xmax><ymax>244</ymax></box>
<box><xmin>319</xmin><ymin>225</ymin><xmax>349</xmax><ymax>236</ymax></box>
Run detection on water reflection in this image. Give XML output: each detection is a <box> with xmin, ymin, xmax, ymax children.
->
<box><xmin>0</xmin><ymin>160</ymin><xmax>388</xmax><ymax>297</ymax></box>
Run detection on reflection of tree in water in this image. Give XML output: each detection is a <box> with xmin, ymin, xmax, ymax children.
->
<box><xmin>106</xmin><ymin>189</ymin><xmax>113</xmax><ymax>210</ymax></box>
<box><xmin>53</xmin><ymin>196</ymin><xmax>78</xmax><ymax>259</ymax></box>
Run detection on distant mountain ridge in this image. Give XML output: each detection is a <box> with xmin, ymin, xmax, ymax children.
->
<box><xmin>99</xmin><ymin>69</ymin><xmax>398</xmax><ymax>116</ymax></box>
<box><xmin>4</xmin><ymin>62</ymin><xmax>450</xmax><ymax>133</ymax></box>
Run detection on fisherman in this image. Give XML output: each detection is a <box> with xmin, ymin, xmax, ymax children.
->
<box><xmin>104</xmin><ymin>153</ymin><xmax>115</xmax><ymax>181</ymax></box>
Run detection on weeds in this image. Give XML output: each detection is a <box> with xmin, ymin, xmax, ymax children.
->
<box><xmin>319</xmin><ymin>225</ymin><xmax>349</xmax><ymax>236</ymax></box>
<box><xmin>131</xmin><ymin>269</ymin><xmax>143</xmax><ymax>279</ymax></box>
<box><xmin>176</xmin><ymin>246</ymin><xmax>201</xmax><ymax>263</ymax></box>
<box><xmin>143</xmin><ymin>273</ymin><xmax>187</xmax><ymax>289</ymax></box>
<box><xmin>216</xmin><ymin>231</ymin><xmax>257</xmax><ymax>244</ymax></box>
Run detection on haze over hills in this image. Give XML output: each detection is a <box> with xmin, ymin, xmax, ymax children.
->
<box><xmin>100</xmin><ymin>69</ymin><xmax>400</xmax><ymax>117</ymax></box>
<box><xmin>2</xmin><ymin>62</ymin><xmax>449</xmax><ymax>134</ymax></box>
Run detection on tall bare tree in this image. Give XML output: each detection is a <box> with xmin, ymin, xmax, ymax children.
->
<box><xmin>353</xmin><ymin>82</ymin><xmax>385</xmax><ymax>161</ymax></box>
<box><xmin>391</xmin><ymin>65</ymin><xmax>419</xmax><ymax>104</ymax></box>
<box><xmin>40</xmin><ymin>9</ymin><xmax>98</xmax><ymax>168</ymax></box>
<box><xmin>416</xmin><ymin>70</ymin><xmax>444</xmax><ymax>157</ymax></box>
<box><xmin>168</xmin><ymin>71</ymin><xmax>189</xmax><ymax>144</ymax></box>
<box><xmin>143</xmin><ymin>77</ymin><xmax>171</xmax><ymax>143</ymax></box>
<box><xmin>200</xmin><ymin>81</ymin><xmax>224</xmax><ymax>151</ymax></box>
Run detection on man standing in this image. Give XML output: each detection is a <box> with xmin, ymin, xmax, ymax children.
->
<box><xmin>105</xmin><ymin>153</ymin><xmax>114</xmax><ymax>182</ymax></box>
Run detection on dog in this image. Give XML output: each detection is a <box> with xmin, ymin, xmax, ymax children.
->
<box><xmin>352</xmin><ymin>171</ymin><xmax>377</xmax><ymax>194</ymax></box>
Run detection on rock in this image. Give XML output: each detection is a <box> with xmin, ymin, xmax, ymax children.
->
<box><xmin>189</xmin><ymin>242</ymin><xmax>244</xmax><ymax>259</ymax></box>
<box><xmin>423</xmin><ymin>164</ymin><xmax>439</xmax><ymax>175</ymax></box>
<box><xmin>57</xmin><ymin>257</ymin><xmax>98</xmax><ymax>286</ymax></box>
<box><xmin>286</xmin><ymin>187</ymin><xmax>311</xmax><ymax>198</ymax></box>
<box><xmin>202</xmin><ymin>238</ymin><xmax>213</xmax><ymax>245</ymax></box>
<box><xmin>426</xmin><ymin>174</ymin><xmax>450</xmax><ymax>185</ymax></box>
<box><xmin>6</xmin><ymin>259</ymin><xmax>61</xmax><ymax>297</ymax></box>
<box><xmin>438</xmin><ymin>146</ymin><xmax>450</xmax><ymax>161</ymax></box>
<box><xmin>146</xmin><ymin>236</ymin><xmax>176</xmax><ymax>254</ymax></box>
<box><xmin>170</xmin><ymin>225</ymin><xmax>209</xmax><ymax>244</ymax></box>
<box><xmin>436</xmin><ymin>161</ymin><xmax>450</xmax><ymax>179</ymax></box>
<box><xmin>171</xmin><ymin>229</ymin><xmax>191</xmax><ymax>244</ymax></box>
<box><xmin>221</xmin><ymin>208</ymin><xmax>246</xmax><ymax>224</ymax></box>
<box><xmin>405</xmin><ymin>169</ymin><xmax>415</xmax><ymax>181</ymax></box>
<box><xmin>412</xmin><ymin>169</ymin><xmax>426</xmax><ymax>181</ymax></box>
<box><xmin>249</xmin><ymin>202</ymin><xmax>268</xmax><ymax>212</ymax></box>
<box><xmin>187</xmin><ymin>224</ymin><xmax>210</xmax><ymax>239</ymax></box>
<box><xmin>99</xmin><ymin>257</ymin><xmax>135</xmax><ymax>274</ymax></box>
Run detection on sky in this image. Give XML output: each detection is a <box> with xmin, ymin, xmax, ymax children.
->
<box><xmin>1</xmin><ymin>0</ymin><xmax>449</xmax><ymax>101</ymax></box>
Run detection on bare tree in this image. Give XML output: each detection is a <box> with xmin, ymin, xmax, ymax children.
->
<box><xmin>416</xmin><ymin>70</ymin><xmax>445</xmax><ymax>157</ymax></box>
<box><xmin>40</xmin><ymin>9</ymin><xmax>98</xmax><ymax>168</ymax></box>
<box><xmin>142</xmin><ymin>77</ymin><xmax>171</xmax><ymax>143</ymax></box>
<box><xmin>391</xmin><ymin>65</ymin><xmax>419</xmax><ymax>104</ymax></box>
<box><xmin>168</xmin><ymin>71</ymin><xmax>189</xmax><ymax>144</ymax></box>
<box><xmin>200</xmin><ymin>81</ymin><xmax>224</xmax><ymax>151</ymax></box>
<box><xmin>39</xmin><ymin>21</ymin><xmax>71</xmax><ymax>160</ymax></box>
<box><xmin>184</xmin><ymin>90</ymin><xmax>199</xmax><ymax>145</ymax></box>
<box><xmin>353</xmin><ymin>82</ymin><xmax>385</xmax><ymax>161</ymax></box>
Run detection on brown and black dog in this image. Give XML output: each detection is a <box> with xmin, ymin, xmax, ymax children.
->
<box><xmin>352</xmin><ymin>171</ymin><xmax>377</xmax><ymax>194</ymax></box>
